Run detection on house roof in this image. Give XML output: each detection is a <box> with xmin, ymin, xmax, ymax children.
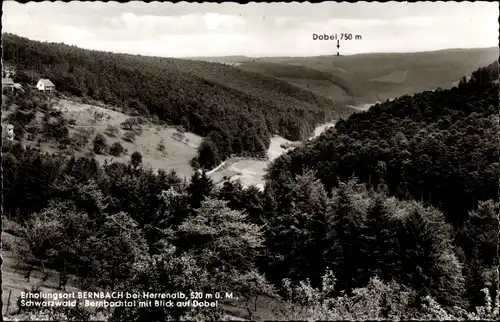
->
<box><xmin>39</xmin><ymin>78</ymin><xmax>55</xmax><ymax>87</ymax></box>
<box><xmin>2</xmin><ymin>78</ymin><xmax>14</xmax><ymax>85</ymax></box>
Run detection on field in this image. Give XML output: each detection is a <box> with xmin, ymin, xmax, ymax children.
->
<box><xmin>52</xmin><ymin>99</ymin><xmax>202</xmax><ymax>179</ymax></box>
<box><xmin>207</xmin><ymin>124</ymin><xmax>334</xmax><ymax>190</ymax></box>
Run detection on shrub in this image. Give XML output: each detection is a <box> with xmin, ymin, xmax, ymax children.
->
<box><xmin>25</xmin><ymin>121</ymin><xmax>39</xmax><ymax>135</ymax></box>
<box><xmin>110</xmin><ymin>142</ymin><xmax>125</xmax><ymax>157</ymax></box>
<box><xmin>133</xmin><ymin>126</ymin><xmax>143</xmax><ymax>136</ymax></box>
<box><xmin>151</xmin><ymin>115</ymin><xmax>160</xmax><ymax>124</ymax></box>
<box><xmin>58</xmin><ymin>136</ymin><xmax>71</xmax><ymax>150</ymax></box>
<box><xmin>104</xmin><ymin>125</ymin><xmax>119</xmax><ymax>137</ymax></box>
<box><xmin>49</xmin><ymin>110</ymin><xmax>63</xmax><ymax>118</ymax></box>
<box><xmin>131</xmin><ymin>151</ymin><xmax>143</xmax><ymax>168</ymax></box>
<box><xmin>2</xmin><ymin>239</ymin><xmax>12</xmax><ymax>251</ymax></box>
<box><xmin>123</xmin><ymin>131</ymin><xmax>136</xmax><ymax>143</ymax></box>
<box><xmin>43</xmin><ymin>119</ymin><xmax>69</xmax><ymax>143</ymax></box>
<box><xmin>71</xmin><ymin>128</ymin><xmax>92</xmax><ymax>150</ymax></box>
<box><xmin>157</xmin><ymin>139</ymin><xmax>166</xmax><ymax>153</ymax></box>
<box><xmin>121</xmin><ymin>117</ymin><xmax>140</xmax><ymax>131</ymax></box>
<box><xmin>93</xmin><ymin>134</ymin><xmax>108</xmax><ymax>154</ymax></box>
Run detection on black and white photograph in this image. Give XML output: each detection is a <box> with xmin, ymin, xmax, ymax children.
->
<box><xmin>1</xmin><ymin>1</ymin><xmax>499</xmax><ymax>320</ymax></box>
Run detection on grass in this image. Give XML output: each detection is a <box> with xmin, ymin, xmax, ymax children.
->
<box><xmin>208</xmin><ymin>134</ymin><xmax>299</xmax><ymax>190</ymax></box>
<box><xmin>208</xmin><ymin>121</ymin><xmax>336</xmax><ymax>190</ymax></box>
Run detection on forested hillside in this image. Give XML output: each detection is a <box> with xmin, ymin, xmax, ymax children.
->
<box><xmin>264</xmin><ymin>59</ymin><xmax>499</xmax><ymax>308</ymax></box>
<box><xmin>235</xmin><ymin>48</ymin><xmax>498</xmax><ymax>103</ymax></box>
<box><xmin>267</xmin><ymin>59</ymin><xmax>499</xmax><ymax>225</ymax></box>
<box><xmin>236</xmin><ymin>61</ymin><xmax>355</xmax><ymax>103</ymax></box>
<box><xmin>2</xmin><ymin>33</ymin><xmax>353</xmax><ymax>169</ymax></box>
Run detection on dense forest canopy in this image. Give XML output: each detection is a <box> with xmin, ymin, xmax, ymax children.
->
<box><xmin>266</xmin><ymin>59</ymin><xmax>500</xmax><ymax>226</ymax></box>
<box><xmin>2</xmin><ymin>33</ymin><xmax>354</xmax><ymax>169</ymax></box>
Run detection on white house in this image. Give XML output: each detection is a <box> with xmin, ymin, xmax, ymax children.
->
<box><xmin>14</xmin><ymin>83</ymin><xmax>23</xmax><ymax>92</ymax></box>
<box><xmin>36</xmin><ymin>78</ymin><xmax>56</xmax><ymax>92</ymax></box>
<box><xmin>2</xmin><ymin>78</ymin><xmax>14</xmax><ymax>91</ymax></box>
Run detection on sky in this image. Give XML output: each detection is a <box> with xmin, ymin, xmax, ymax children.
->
<box><xmin>2</xmin><ymin>1</ymin><xmax>498</xmax><ymax>57</ymax></box>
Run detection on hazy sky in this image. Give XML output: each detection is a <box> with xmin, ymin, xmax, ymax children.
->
<box><xmin>2</xmin><ymin>1</ymin><xmax>498</xmax><ymax>57</ymax></box>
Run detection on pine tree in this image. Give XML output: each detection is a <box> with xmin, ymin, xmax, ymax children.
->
<box><xmin>359</xmin><ymin>194</ymin><xmax>399</xmax><ymax>283</ymax></box>
<box><xmin>187</xmin><ymin>170</ymin><xmax>214</xmax><ymax>210</ymax></box>
<box><xmin>323</xmin><ymin>179</ymin><xmax>368</xmax><ymax>293</ymax></box>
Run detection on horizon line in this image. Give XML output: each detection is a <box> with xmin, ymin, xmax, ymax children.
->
<box><xmin>3</xmin><ymin>32</ymin><xmax>497</xmax><ymax>60</ymax></box>
<box><xmin>183</xmin><ymin>46</ymin><xmax>499</xmax><ymax>59</ymax></box>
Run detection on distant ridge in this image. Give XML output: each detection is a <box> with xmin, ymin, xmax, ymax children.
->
<box><xmin>188</xmin><ymin>47</ymin><xmax>498</xmax><ymax>61</ymax></box>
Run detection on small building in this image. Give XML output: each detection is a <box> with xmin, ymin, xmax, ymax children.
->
<box><xmin>2</xmin><ymin>124</ymin><xmax>14</xmax><ymax>141</ymax></box>
<box><xmin>36</xmin><ymin>78</ymin><xmax>56</xmax><ymax>93</ymax></box>
<box><xmin>2</xmin><ymin>78</ymin><xmax>14</xmax><ymax>91</ymax></box>
<box><xmin>13</xmin><ymin>83</ymin><xmax>24</xmax><ymax>92</ymax></box>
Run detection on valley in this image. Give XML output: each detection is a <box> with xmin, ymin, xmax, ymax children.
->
<box><xmin>207</xmin><ymin>118</ymin><xmax>342</xmax><ymax>190</ymax></box>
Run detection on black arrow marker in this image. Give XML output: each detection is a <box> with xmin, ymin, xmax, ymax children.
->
<box><xmin>337</xmin><ymin>39</ymin><xmax>340</xmax><ymax>56</ymax></box>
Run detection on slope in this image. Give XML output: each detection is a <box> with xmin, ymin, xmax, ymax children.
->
<box><xmin>236</xmin><ymin>61</ymin><xmax>355</xmax><ymax>104</ymax></box>
<box><xmin>228</xmin><ymin>47</ymin><xmax>498</xmax><ymax>104</ymax></box>
<box><xmin>266</xmin><ymin>59</ymin><xmax>499</xmax><ymax>226</ymax></box>
<box><xmin>2</xmin><ymin>33</ymin><xmax>355</xmax><ymax>169</ymax></box>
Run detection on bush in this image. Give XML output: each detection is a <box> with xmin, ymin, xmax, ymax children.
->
<box><xmin>131</xmin><ymin>151</ymin><xmax>143</xmax><ymax>168</ymax></box>
<box><xmin>43</xmin><ymin>119</ymin><xmax>69</xmax><ymax>143</ymax></box>
<box><xmin>71</xmin><ymin>128</ymin><xmax>92</xmax><ymax>150</ymax></box>
<box><xmin>93</xmin><ymin>134</ymin><xmax>108</xmax><ymax>154</ymax></box>
<box><xmin>133</xmin><ymin>127</ymin><xmax>143</xmax><ymax>136</ymax></box>
<box><xmin>26</xmin><ymin>133</ymin><xmax>36</xmax><ymax>141</ymax></box>
<box><xmin>49</xmin><ymin>110</ymin><xmax>63</xmax><ymax>118</ymax></box>
<box><xmin>157</xmin><ymin>139</ymin><xmax>166</xmax><ymax>153</ymax></box>
<box><xmin>58</xmin><ymin>136</ymin><xmax>71</xmax><ymax>150</ymax></box>
<box><xmin>123</xmin><ymin>131</ymin><xmax>136</xmax><ymax>143</ymax></box>
<box><xmin>121</xmin><ymin>118</ymin><xmax>140</xmax><ymax>131</ymax></box>
<box><xmin>110</xmin><ymin>142</ymin><xmax>125</xmax><ymax>157</ymax></box>
<box><xmin>2</xmin><ymin>239</ymin><xmax>12</xmax><ymax>251</ymax></box>
<box><xmin>104</xmin><ymin>125</ymin><xmax>119</xmax><ymax>137</ymax></box>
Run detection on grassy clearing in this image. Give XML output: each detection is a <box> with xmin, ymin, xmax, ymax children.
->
<box><xmin>208</xmin><ymin>134</ymin><xmax>302</xmax><ymax>190</ymax></box>
<box><xmin>50</xmin><ymin>99</ymin><xmax>203</xmax><ymax>179</ymax></box>
<box><xmin>208</xmin><ymin>122</ymin><xmax>337</xmax><ymax>190</ymax></box>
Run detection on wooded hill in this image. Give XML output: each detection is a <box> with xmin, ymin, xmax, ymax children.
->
<box><xmin>2</xmin><ymin>33</ymin><xmax>354</xmax><ymax>169</ymax></box>
<box><xmin>231</xmin><ymin>47</ymin><xmax>499</xmax><ymax>103</ymax></box>
<box><xmin>266</xmin><ymin>59</ymin><xmax>500</xmax><ymax>227</ymax></box>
